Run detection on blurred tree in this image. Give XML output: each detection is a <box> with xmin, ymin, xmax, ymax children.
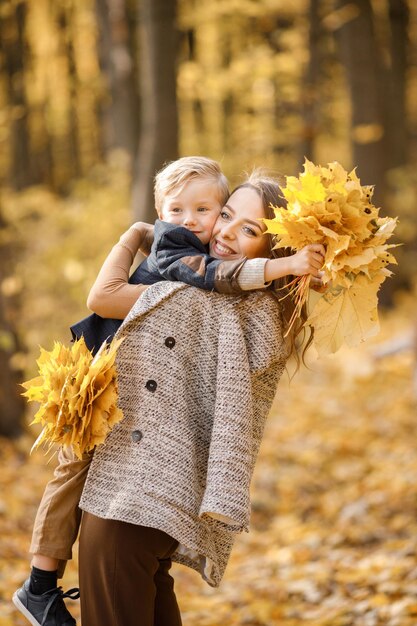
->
<box><xmin>299</xmin><ymin>0</ymin><xmax>321</xmax><ymax>166</ymax></box>
<box><xmin>336</xmin><ymin>0</ymin><xmax>412</xmax><ymax>304</ymax></box>
<box><xmin>95</xmin><ymin>0</ymin><xmax>139</xmax><ymax>161</ymax></box>
<box><xmin>52</xmin><ymin>1</ymin><xmax>82</xmax><ymax>184</ymax></box>
<box><xmin>336</xmin><ymin>0</ymin><xmax>386</xmax><ymax>204</ymax></box>
<box><xmin>0</xmin><ymin>209</ymin><xmax>24</xmax><ymax>437</ymax></box>
<box><xmin>384</xmin><ymin>0</ymin><xmax>409</xmax><ymax>170</ymax></box>
<box><xmin>131</xmin><ymin>0</ymin><xmax>179</xmax><ymax>221</ymax></box>
<box><xmin>0</xmin><ymin>1</ymin><xmax>35</xmax><ymax>189</ymax></box>
<box><xmin>20</xmin><ymin>2</ymin><xmax>54</xmax><ymax>189</ymax></box>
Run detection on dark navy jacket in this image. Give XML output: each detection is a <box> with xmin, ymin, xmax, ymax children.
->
<box><xmin>70</xmin><ymin>220</ymin><xmax>246</xmax><ymax>353</ymax></box>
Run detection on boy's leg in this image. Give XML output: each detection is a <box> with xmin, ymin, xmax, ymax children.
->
<box><xmin>13</xmin><ymin>579</ymin><xmax>79</xmax><ymax>626</ymax></box>
<box><xmin>13</xmin><ymin>447</ymin><xmax>91</xmax><ymax>626</ymax></box>
<box><xmin>30</xmin><ymin>446</ymin><xmax>93</xmax><ymax>578</ymax></box>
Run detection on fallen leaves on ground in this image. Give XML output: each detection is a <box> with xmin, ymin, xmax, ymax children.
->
<box><xmin>0</xmin><ymin>295</ymin><xmax>416</xmax><ymax>626</ymax></box>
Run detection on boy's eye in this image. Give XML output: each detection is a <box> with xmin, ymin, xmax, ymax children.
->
<box><xmin>171</xmin><ymin>207</ymin><xmax>181</xmax><ymax>213</ymax></box>
<box><xmin>197</xmin><ymin>207</ymin><xmax>209</xmax><ymax>212</ymax></box>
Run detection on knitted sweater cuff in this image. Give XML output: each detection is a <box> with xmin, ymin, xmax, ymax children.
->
<box><xmin>237</xmin><ymin>258</ymin><xmax>271</xmax><ymax>290</ymax></box>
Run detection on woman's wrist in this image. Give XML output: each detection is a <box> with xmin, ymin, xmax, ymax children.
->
<box><xmin>117</xmin><ymin>225</ymin><xmax>145</xmax><ymax>260</ymax></box>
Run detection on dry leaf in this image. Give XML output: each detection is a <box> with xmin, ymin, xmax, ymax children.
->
<box><xmin>263</xmin><ymin>159</ymin><xmax>398</xmax><ymax>354</ymax></box>
<box><xmin>21</xmin><ymin>337</ymin><xmax>124</xmax><ymax>458</ymax></box>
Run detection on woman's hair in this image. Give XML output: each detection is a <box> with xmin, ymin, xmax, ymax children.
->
<box><xmin>154</xmin><ymin>156</ymin><xmax>229</xmax><ymax>213</ymax></box>
<box><xmin>233</xmin><ymin>171</ymin><xmax>313</xmax><ymax>369</ymax></box>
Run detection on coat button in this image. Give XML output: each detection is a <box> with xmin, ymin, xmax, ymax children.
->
<box><xmin>131</xmin><ymin>430</ymin><xmax>142</xmax><ymax>443</ymax></box>
<box><xmin>145</xmin><ymin>379</ymin><xmax>157</xmax><ymax>392</ymax></box>
<box><xmin>165</xmin><ymin>337</ymin><xmax>175</xmax><ymax>349</ymax></box>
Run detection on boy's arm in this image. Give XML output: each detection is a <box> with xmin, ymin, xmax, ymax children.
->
<box><xmin>155</xmin><ymin>226</ymin><xmax>325</xmax><ymax>293</ymax></box>
<box><xmin>155</xmin><ymin>225</ymin><xmax>269</xmax><ymax>294</ymax></box>
<box><xmin>264</xmin><ymin>244</ymin><xmax>325</xmax><ymax>281</ymax></box>
<box><xmin>87</xmin><ymin>223</ymin><xmax>154</xmax><ymax>319</ymax></box>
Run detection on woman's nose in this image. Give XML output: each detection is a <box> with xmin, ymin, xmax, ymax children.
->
<box><xmin>219</xmin><ymin>222</ymin><xmax>235</xmax><ymax>239</ymax></box>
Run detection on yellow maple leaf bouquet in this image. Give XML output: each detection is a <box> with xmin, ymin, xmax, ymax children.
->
<box><xmin>22</xmin><ymin>337</ymin><xmax>124</xmax><ymax>459</ymax></box>
<box><xmin>263</xmin><ymin>159</ymin><xmax>398</xmax><ymax>356</ymax></box>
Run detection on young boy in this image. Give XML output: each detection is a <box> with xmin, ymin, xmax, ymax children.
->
<box><xmin>14</xmin><ymin>156</ymin><xmax>323</xmax><ymax>626</ymax></box>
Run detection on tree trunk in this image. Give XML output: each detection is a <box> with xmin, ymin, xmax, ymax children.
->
<box><xmin>131</xmin><ymin>0</ymin><xmax>179</xmax><ymax>223</ymax></box>
<box><xmin>299</xmin><ymin>0</ymin><xmax>321</xmax><ymax>167</ymax></box>
<box><xmin>336</xmin><ymin>0</ymin><xmax>386</xmax><ymax>205</ymax></box>
<box><xmin>95</xmin><ymin>0</ymin><xmax>139</xmax><ymax>162</ymax></box>
<box><xmin>384</xmin><ymin>0</ymin><xmax>409</xmax><ymax>170</ymax></box>
<box><xmin>57</xmin><ymin>2</ymin><xmax>82</xmax><ymax>182</ymax></box>
<box><xmin>0</xmin><ymin>210</ymin><xmax>25</xmax><ymax>438</ymax></box>
<box><xmin>0</xmin><ymin>2</ymin><xmax>34</xmax><ymax>189</ymax></box>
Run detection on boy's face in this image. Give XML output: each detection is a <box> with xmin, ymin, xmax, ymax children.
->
<box><xmin>159</xmin><ymin>179</ymin><xmax>222</xmax><ymax>245</ymax></box>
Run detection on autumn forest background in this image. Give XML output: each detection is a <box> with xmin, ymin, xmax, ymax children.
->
<box><xmin>1</xmin><ymin>0</ymin><xmax>417</xmax><ymax>624</ymax></box>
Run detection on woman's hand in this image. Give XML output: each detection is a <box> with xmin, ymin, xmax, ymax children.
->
<box><xmin>131</xmin><ymin>222</ymin><xmax>154</xmax><ymax>256</ymax></box>
<box><xmin>288</xmin><ymin>244</ymin><xmax>325</xmax><ymax>277</ymax></box>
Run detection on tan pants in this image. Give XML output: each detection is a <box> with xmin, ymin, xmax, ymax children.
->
<box><xmin>29</xmin><ymin>446</ymin><xmax>93</xmax><ymax>577</ymax></box>
<box><xmin>79</xmin><ymin>512</ymin><xmax>182</xmax><ymax>626</ymax></box>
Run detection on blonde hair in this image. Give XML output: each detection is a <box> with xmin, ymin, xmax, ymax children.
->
<box><xmin>234</xmin><ymin>170</ymin><xmax>313</xmax><ymax>369</ymax></box>
<box><xmin>154</xmin><ymin>156</ymin><xmax>229</xmax><ymax>213</ymax></box>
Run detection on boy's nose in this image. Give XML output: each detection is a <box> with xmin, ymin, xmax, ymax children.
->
<box><xmin>183</xmin><ymin>214</ymin><xmax>197</xmax><ymax>225</ymax></box>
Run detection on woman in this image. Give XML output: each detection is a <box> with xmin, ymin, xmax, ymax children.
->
<box><xmin>78</xmin><ymin>174</ymin><xmax>324</xmax><ymax>626</ymax></box>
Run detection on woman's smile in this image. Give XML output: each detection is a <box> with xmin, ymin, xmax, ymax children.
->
<box><xmin>211</xmin><ymin>239</ymin><xmax>236</xmax><ymax>256</ymax></box>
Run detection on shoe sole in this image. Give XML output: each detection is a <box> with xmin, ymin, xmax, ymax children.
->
<box><xmin>12</xmin><ymin>592</ymin><xmax>42</xmax><ymax>626</ymax></box>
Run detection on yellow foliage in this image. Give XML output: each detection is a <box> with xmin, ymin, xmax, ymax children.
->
<box><xmin>306</xmin><ymin>274</ymin><xmax>383</xmax><ymax>356</ymax></box>
<box><xmin>21</xmin><ymin>337</ymin><xmax>124</xmax><ymax>459</ymax></box>
<box><xmin>263</xmin><ymin>159</ymin><xmax>398</xmax><ymax>354</ymax></box>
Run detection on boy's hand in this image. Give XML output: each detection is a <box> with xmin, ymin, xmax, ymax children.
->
<box><xmin>310</xmin><ymin>271</ymin><xmax>327</xmax><ymax>293</ymax></box>
<box><xmin>288</xmin><ymin>244</ymin><xmax>325</xmax><ymax>277</ymax></box>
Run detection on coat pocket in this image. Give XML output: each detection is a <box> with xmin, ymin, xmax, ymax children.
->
<box><xmin>142</xmin><ymin>419</ymin><xmax>208</xmax><ymax>517</ymax></box>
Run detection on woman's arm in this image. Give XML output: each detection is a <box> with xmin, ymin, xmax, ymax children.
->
<box><xmin>87</xmin><ymin>222</ymin><xmax>154</xmax><ymax>319</ymax></box>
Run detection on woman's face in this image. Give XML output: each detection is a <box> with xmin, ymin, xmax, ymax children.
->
<box><xmin>209</xmin><ymin>187</ymin><xmax>271</xmax><ymax>260</ymax></box>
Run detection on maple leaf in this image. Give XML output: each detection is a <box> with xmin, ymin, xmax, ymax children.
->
<box><xmin>306</xmin><ymin>273</ymin><xmax>384</xmax><ymax>355</ymax></box>
<box><xmin>262</xmin><ymin>159</ymin><xmax>398</xmax><ymax>354</ymax></box>
<box><xmin>21</xmin><ymin>336</ymin><xmax>124</xmax><ymax>459</ymax></box>
<box><xmin>284</xmin><ymin>172</ymin><xmax>327</xmax><ymax>205</ymax></box>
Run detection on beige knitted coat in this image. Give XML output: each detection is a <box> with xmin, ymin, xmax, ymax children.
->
<box><xmin>80</xmin><ymin>281</ymin><xmax>288</xmax><ymax>586</ymax></box>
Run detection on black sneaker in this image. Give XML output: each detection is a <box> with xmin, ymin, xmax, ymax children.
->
<box><xmin>12</xmin><ymin>578</ymin><xmax>79</xmax><ymax>626</ymax></box>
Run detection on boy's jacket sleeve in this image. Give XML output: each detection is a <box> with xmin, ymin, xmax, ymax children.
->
<box><xmin>154</xmin><ymin>223</ymin><xmax>248</xmax><ymax>295</ymax></box>
<box><xmin>70</xmin><ymin>314</ymin><xmax>123</xmax><ymax>354</ymax></box>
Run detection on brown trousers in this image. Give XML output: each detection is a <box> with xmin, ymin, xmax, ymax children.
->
<box><xmin>79</xmin><ymin>512</ymin><xmax>182</xmax><ymax>626</ymax></box>
<box><xmin>29</xmin><ymin>446</ymin><xmax>92</xmax><ymax>577</ymax></box>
